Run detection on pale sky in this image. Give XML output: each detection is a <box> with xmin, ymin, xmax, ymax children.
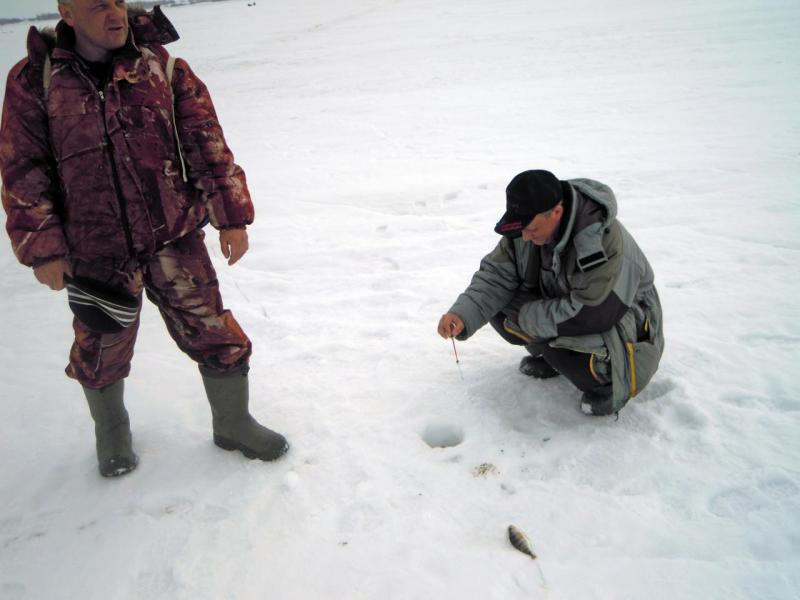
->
<box><xmin>0</xmin><ymin>0</ymin><xmax>61</xmax><ymax>20</ymax></box>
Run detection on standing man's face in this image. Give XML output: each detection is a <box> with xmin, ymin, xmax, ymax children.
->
<box><xmin>59</xmin><ymin>0</ymin><xmax>129</xmax><ymax>62</ymax></box>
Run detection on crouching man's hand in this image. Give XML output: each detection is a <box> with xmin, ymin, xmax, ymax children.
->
<box><xmin>33</xmin><ymin>258</ymin><xmax>71</xmax><ymax>291</ymax></box>
<box><xmin>437</xmin><ymin>312</ymin><xmax>464</xmax><ymax>339</ymax></box>
<box><xmin>220</xmin><ymin>228</ymin><xmax>249</xmax><ymax>266</ymax></box>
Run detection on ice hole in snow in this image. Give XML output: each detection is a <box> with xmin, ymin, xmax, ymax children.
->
<box><xmin>422</xmin><ymin>423</ymin><xmax>464</xmax><ymax>448</ymax></box>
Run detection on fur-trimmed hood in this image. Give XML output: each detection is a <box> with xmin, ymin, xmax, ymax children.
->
<box><xmin>25</xmin><ymin>5</ymin><xmax>179</xmax><ymax>65</ymax></box>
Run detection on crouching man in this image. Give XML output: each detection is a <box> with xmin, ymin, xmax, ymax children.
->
<box><xmin>437</xmin><ymin>170</ymin><xmax>664</xmax><ymax>415</ymax></box>
<box><xmin>0</xmin><ymin>1</ymin><xmax>288</xmax><ymax>476</ymax></box>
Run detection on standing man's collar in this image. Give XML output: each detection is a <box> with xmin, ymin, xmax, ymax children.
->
<box><xmin>53</xmin><ymin>19</ymin><xmax>140</xmax><ymax>63</ymax></box>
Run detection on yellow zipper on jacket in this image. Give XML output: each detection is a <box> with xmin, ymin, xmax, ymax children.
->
<box><xmin>626</xmin><ymin>342</ymin><xmax>637</xmax><ymax>397</ymax></box>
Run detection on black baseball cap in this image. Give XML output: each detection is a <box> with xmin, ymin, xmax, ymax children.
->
<box><xmin>494</xmin><ymin>170</ymin><xmax>563</xmax><ymax>238</ymax></box>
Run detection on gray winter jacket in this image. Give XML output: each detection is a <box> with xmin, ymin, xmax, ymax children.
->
<box><xmin>449</xmin><ymin>179</ymin><xmax>664</xmax><ymax>411</ymax></box>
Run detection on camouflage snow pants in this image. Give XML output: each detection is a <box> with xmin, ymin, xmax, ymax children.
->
<box><xmin>66</xmin><ymin>229</ymin><xmax>251</xmax><ymax>389</ymax></box>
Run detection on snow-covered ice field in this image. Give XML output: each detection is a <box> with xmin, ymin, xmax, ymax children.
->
<box><xmin>1</xmin><ymin>0</ymin><xmax>799</xmax><ymax>598</ymax></box>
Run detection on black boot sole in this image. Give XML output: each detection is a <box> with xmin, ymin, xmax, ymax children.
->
<box><xmin>214</xmin><ymin>434</ymin><xmax>289</xmax><ymax>462</ymax></box>
<box><xmin>99</xmin><ymin>454</ymin><xmax>139</xmax><ymax>477</ymax></box>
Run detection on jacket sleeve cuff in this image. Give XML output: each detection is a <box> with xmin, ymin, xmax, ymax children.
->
<box><xmin>448</xmin><ymin>298</ymin><xmax>486</xmax><ymax>341</ymax></box>
<box><xmin>206</xmin><ymin>192</ymin><xmax>254</xmax><ymax>230</ymax></box>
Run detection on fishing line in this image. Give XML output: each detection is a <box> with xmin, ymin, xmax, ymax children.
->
<box><xmin>449</xmin><ymin>324</ymin><xmax>464</xmax><ymax>381</ymax></box>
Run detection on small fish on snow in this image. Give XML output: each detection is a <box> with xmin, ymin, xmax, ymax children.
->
<box><xmin>508</xmin><ymin>524</ymin><xmax>537</xmax><ymax>559</ymax></box>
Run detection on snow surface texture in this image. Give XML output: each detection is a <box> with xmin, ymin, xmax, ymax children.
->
<box><xmin>1</xmin><ymin>0</ymin><xmax>799</xmax><ymax>598</ymax></box>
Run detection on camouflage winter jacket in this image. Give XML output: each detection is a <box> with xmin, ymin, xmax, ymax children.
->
<box><xmin>449</xmin><ymin>179</ymin><xmax>664</xmax><ymax>410</ymax></box>
<box><xmin>0</xmin><ymin>7</ymin><xmax>253</xmax><ymax>267</ymax></box>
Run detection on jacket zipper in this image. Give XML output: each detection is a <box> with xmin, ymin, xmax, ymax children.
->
<box><xmin>98</xmin><ymin>87</ymin><xmax>135</xmax><ymax>257</ymax></box>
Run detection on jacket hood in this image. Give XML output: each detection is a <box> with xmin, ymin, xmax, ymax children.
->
<box><xmin>25</xmin><ymin>5</ymin><xmax>179</xmax><ymax>66</ymax></box>
<box><xmin>567</xmin><ymin>178</ymin><xmax>618</xmax><ymax>226</ymax></box>
<box><xmin>542</xmin><ymin>178</ymin><xmax>619</xmax><ymax>276</ymax></box>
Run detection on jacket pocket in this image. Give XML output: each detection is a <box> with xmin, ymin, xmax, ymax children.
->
<box><xmin>549</xmin><ymin>333</ymin><xmax>608</xmax><ymax>358</ymax></box>
<box><xmin>625</xmin><ymin>338</ymin><xmax>661</xmax><ymax>397</ymax></box>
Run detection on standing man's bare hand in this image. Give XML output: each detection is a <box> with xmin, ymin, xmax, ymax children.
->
<box><xmin>33</xmin><ymin>258</ymin><xmax>71</xmax><ymax>291</ymax></box>
<box><xmin>437</xmin><ymin>312</ymin><xmax>465</xmax><ymax>339</ymax></box>
<box><xmin>220</xmin><ymin>228</ymin><xmax>249</xmax><ymax>266</ymax></box>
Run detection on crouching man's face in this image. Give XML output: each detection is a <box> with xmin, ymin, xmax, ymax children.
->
<box><xmin>521</xmin><ymin>203</ymin><xmax>564</xmax><ymax>246</ymax></box>
<box><xmin>58</xmin><ymin>0</ymin><xmax>129</xmax><ymax>62</ymax></box>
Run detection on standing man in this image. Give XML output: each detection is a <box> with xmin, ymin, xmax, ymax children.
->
<box><xmin>437</xmin><ymin>170</ymin><xmax>664</xmax><ymax>416</ymax></box>
<box><xmin>0</xmin><ymin>1</ymin><xmax>288</xmax><ymax>477</ymax></box>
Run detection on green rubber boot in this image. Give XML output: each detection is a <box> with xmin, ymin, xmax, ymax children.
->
<box><xmin>200</xmin><ymin>366</ymin><xmax>289</xmax><ymax>461</ymax></box>
<box><xmin>82</xmin><ymin>380</ymin><xmax>139</xmax><ymax>477</ymax></box>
